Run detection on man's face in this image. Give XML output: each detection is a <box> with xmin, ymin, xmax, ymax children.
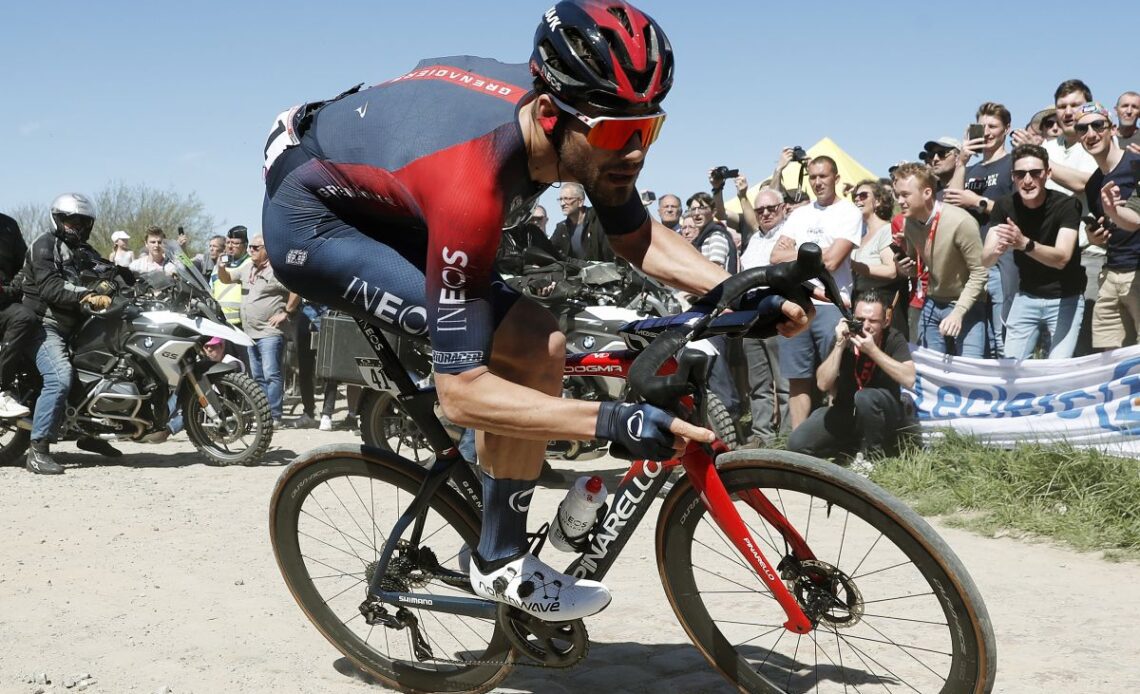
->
<box><xmin>1077</xmin><ymin>114</ymin><xmax>1115</xmax><ymax>158</ymax></box>
<box><xmin>807</xmin><ymin>162</ymin><xmax>838</xmax><ymax>203</ymax></box>
<box><xmin>558</xmin><ymin>189</ymin><xmax>585</xmax><ymax>217</ymax></box>
<box><xmin>853</xmin><ymin>300</ymin><xmax>887</xmax><ymax>344</ymax></box>
<box><xmin>557</xmin><ymin>105</ymin><xmax>649</xmax><ymax>207</ymax></box>
<box><xmin>658</xmin><ymin>195</ymin><xmax>681</xmax><ymax>225</ymax></box>
<box><xmin>529</xmin><ymin>206</ymin><xmax>548</xmax><ymax>233</ymax></box>
<box><xmin>978</xmin><ymin>114</ymin><xmax>1009</xmax><ymax>151</ymax></box>
<box><xmin>208</xmin><ymin>238</ymin><xmax>225</xmax><ymax>259</ymax></box>
<box><xmin>226</xmin><ymin>237</ymin><xmax>246</xmax><ymax>257</ymax></box>
<box><xmin>1117</xmin><ymin>94</ymin><xmax>1140</xmax><ymax>128</ymax></box>
<box><xmin>753</xmin><ymin>194</ymin><xmax>785</xmax><ymax>232</ymax></box>
<box><xmin>1055</xmin><ymin>90</ymin><xmax>1089</xmax><ymax>139</ymax></box>
<box><xmin>248</xmin><ymin>236</ymin><xmax>267</xmax><ymax>266</ymax></box>
<box><xmin>1011</xmin><ymin>155</ymin><xmax>1049</xmax><ymax>204</ymax></box>
<box><xmin>1038</xmin><ymin>114</ymin><xmax>1062</xmax><ymax>139</ymax></box>
<box><xmin>926</xmin><ymin>147</ymin><xmax>959</xmax><ymax>177</ymax></box>
<box><xmin>146</xmin><ymin>235</ymin><xmax>165</xmax><ymax>259</ymax></box>
<box><xmin>688</xmin><ymin>199</ymin><xmax>713</xmax><ymax>230</ymax></box>
<box><xmin>893</xmin><ymin>176</ymin><xmax>931</xmax><ymax>219</ymax></box>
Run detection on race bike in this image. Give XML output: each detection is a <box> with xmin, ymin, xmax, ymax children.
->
<box><xmin>0</xmin><ymin>243</ymin><xmax>273</xmax><ymax>467</ymax></box>
<box><xmin>269</xmin><ymin>244</ymin><xmax>997</xmax><ymax>693</ymax></box>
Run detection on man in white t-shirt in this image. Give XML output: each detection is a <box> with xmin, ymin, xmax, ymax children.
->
<box><xmin>128</xmin><ymin>226</ymin><xmax>176</xmax><ymax>276</ymax></box>
<box><xmin>739</xmin><ymin>187</ymin><xmax>790</xmax><ymax>445</ymax></box>
<box><xmin>769</xmin><ymin>156</ymin><xmax>862</xmax><ymax>429</ymax></box>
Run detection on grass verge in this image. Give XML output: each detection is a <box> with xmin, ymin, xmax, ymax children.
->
<box><xmin>866</xmin><ymin>431</ymin><xmax>1140</xmax><ymax>561</ymax></box>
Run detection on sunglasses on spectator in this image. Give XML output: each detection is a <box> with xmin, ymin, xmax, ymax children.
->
<box><xmin>927</xmin><ymin>148</ymin><xmax>955</xmax><ymax>160</ymax></box>
<box><xmin>1075</xmin><ymin>119</ymin><xmax>1111</xmax><ymax>136</ymax></box>
<box><xmin>754</xmin><ymin>204</ymin><xmax>781</xmax><ymax>215</ymax></box>
<box><xmin>248</xmin><ymin>244</ymin><xmax>263</xmax><ymax>250</ymax></box>
<box><xmin>1039</xmin><ymin>118</ymin><xmax>1058</xmax><ymax>130</ymax></box>
<box><xmin>550</xmin><ymin>95</ymin><xmax>667</xmax><ymax>150</ymax></box>
<box><xmin>853</xmin><ymin>191</ymin><xmax>873</xmax><ymax>201</ymax></box>
<box><xmin>1011</xmin><ymin>168</ymin><xmax>1045</xmax><ymax>180</ymax></box>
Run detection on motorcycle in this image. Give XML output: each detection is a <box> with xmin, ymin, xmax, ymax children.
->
<box><xmin>0</xmin><ymin>242</ymin><xmax>273</xmax><ymax>467</ymax></box>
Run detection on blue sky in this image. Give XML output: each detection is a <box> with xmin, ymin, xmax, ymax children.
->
<box><xmin>3</xmin><ymin>1</ymin><xmax>1134</xmax><ymax>237</ymax></box>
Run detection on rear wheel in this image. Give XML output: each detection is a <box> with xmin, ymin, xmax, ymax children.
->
<box><xmin>705</xmin><ymin>392</ymin><xmax>738</xmax><ymax>450</ymax></box>
<box><xmin>0</xmin><ymin>422</ymin><xmax>30</xmax><ymax>466</ymax></box>
<box><xmin>270</xmin><ymin>446</ymin><xmax>514</xmax><ymax>693</ymax></box>
<box><xmin>657</xmin><ymin>450</ymin><xmax>996</xmax><ymax>693</ymax></box>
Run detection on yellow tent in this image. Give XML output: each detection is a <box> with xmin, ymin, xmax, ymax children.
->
<box><xmin>724</xmin><ymin>137</ymin><xmax>877</xmax><ymax>214</ymax></box>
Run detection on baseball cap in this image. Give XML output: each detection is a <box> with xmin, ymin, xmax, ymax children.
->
<box><xmin>1076</xmin><ymin>101</ymin><xmax>1112</xmax><ymax>123</ymax></box>
<box><xmin>226</xmin><ymin>225</ymin><xmax>248</xmax><ymax>242</ymax></box>
<box><xmin>205</xmin><ymin>337</ymin><xmax>225</xmax><ymax>347</ymax></box>
<box><xmin>923</xmin><ymin>137</ymin><xmax>961</xmax><ymax>153</ymax></box>
<box><xmin>1029</xmin><ymin>106</ymin><xmax>1056</xmax><ymax>129</ymax></box>
<box><xmin>111</xmin><ymin>230</ymin><xmax>130</xmax><ymax>242</ymax></box>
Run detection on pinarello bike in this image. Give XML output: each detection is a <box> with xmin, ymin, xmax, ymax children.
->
<box><xmin>268</xmin><ymin>244</ymin><xmax>997</xmax><ymax>693</ymax></box>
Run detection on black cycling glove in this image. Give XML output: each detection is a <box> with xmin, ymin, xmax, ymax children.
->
<box><xmin>595</xmin><ymin>401</ymin><xmax>677</xmax><ymax>461</ymax></box>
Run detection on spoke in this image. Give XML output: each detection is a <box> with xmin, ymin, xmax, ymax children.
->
<box><xmin>831</xmin><ymin>629</ymin><xmax>929</xmax><ymax>693</ymax></box>
<box><xmin>297</xmin><ymin>508</ymin><xmax>377</xmax><ymax>554</ymax></box>
<box><xmin>733</xmin><ymin>623</ymin><xmax>786</xmax><ymax>648</ymax></box>
<box><xmin>861</xmin><ymin>613</ymin><xmax>948</xmax><ymax>627</ymax></box>
<box><xmin>320</xmin><ymin>575</ymin><xmax>369</xmax><ymax>605</ymax></box>
<box><xmin>693</xmin><ymin>563</ymin><xmax>774</xmax><ymax>598</ymax></box>
<box><xmin>836</xmin><ymin>508</ymin><xmax>851</xmax><ymax>569</ymax></box>
<box><xmin>834</xmin><ymin>627</ymin><xmax>953</xmax><ymax>659</ymax></box>
<box><xmin>850</xmin><ymin>560</ymin><xmax>915</xmax><ymax>581</ymax></box>
<box><xmin>860</xmin><ymin>592</ymin><xmax>935</xmax><ymax>606</ymax></box>
<box><xmin>297</xmin><ymin>527</ymin><xmax>371</xmax><ymax>563</ymax></box>
<box><xmin>299</xmin><ymin>553</ymin><xmax>364</xmax><ymax>580</ymax></box>
<box><xmin>849</xmin><ymin>532</ymin><xmax>885</xmax><ymax>578</ymax></box>
<box><xmin>312</xmin><ymin>485</ymin><xmax>371</xmax><ymax>565</ymax></box>
<box><xmin>694</xmin><ymin>527</ymin><xmax>759</xmax><ymax>576</ymax></box>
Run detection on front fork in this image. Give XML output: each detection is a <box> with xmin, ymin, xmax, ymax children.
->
<box><xmin>182</xmin><ymin>362</ymin><xmax>226</xmax><ymax>425</ymax></box>
<box><xmin>680</xmin><ymin>443</ymin><xmax>815</xmax><ymax>634</ymax></box>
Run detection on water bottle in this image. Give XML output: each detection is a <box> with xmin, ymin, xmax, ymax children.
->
<box><xmin>549</xmin><ymin>475</ymin><xmax>608</xmax><ymax>552</ymax></box>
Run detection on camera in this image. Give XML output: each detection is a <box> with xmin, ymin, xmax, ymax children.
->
<box><xmin>711</xmin><ymin>166</ymin><xmax>739</xmax><ymax>180</ymax></box>
<box><xmin>845</xmin><ymin>318</ymin><xmax>865</xmax><ymax>336</ymax></box>
<box><xmin>791</xmin><ymin>146</ymin><xmax>809</xmax><ymax>163</ymax></box>
<box><xmin>640</xmin><ymin>190</ymin><xmax>657</xmax><ymax>204</ymax></box>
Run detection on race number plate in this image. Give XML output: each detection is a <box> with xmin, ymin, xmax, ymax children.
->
<box><xmin>356</xmin><ymin>357</ymin><xmax>396</xmax><ymax>392</ymax></box>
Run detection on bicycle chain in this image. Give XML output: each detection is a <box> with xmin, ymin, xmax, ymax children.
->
<box><xmin>370</xmin><ymin>567</ymin><xmax>588</xmax><ymax>671</ymax></box>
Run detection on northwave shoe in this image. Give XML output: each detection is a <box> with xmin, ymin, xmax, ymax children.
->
<box><xmin>470</xmin><ymin>552</ymin><xmax>611</xmax><ymax>621</ymax></box>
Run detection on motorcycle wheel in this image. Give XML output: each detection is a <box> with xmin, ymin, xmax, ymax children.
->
<box><xmin>706</xmin><ymin>392</ymin><xmax>739</xmax><ymax>450</ymax></box>
<box><xmin>184</xmin><ymin>371</ymin><xmax>273</xmax><ymax>466</ymax></box>
<box><xmin>0</xmin><ymin>423</ymin><xmax>30</xmax><ymax>466</ymax></box>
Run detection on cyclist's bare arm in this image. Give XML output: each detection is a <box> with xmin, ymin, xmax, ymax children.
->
<box><xmin>609</xmin><ymin>217</ymin><xmax>730</xmax><ymax>295</ymax></box>
<box><xmin>435</xmin><ymin>367</ymin><xmax>712</xmax><ymax>446</ymax></box>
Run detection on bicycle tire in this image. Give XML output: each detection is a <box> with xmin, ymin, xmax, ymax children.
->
<box><xmin>270</xmin><ymin>444</ymin><xmax>514</xmax><ymax>694</ymax></box>
<box><xmin>656</xmin><ymin>449</ymin><xmax>996</xmax><ymax>694</ymax></box>
<box><xmin>706</xmin><ymin>392</ymin><xmax>739</xmax><ymax>450</ymax></box>
<box><xmin>358</xmin><ymin>390</ymin><xmax>435</xmax><ymax>466</ymax></box>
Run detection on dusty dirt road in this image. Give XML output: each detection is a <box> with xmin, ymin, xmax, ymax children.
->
<box><xmin>1</xmin><ymin>423</ymin><xmax>1137</xmax><ymax>694</ymax></box>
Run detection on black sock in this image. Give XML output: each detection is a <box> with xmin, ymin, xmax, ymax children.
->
<box><xmin>476</xmin><ymin>474</ymin><xmax>536</xmax><ymax>568</ymax></box>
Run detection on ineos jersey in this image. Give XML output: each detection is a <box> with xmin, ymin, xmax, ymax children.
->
<box><xmin>266</xmin><ymin>55</ymin><xmax>648</xmax><ymax>373</ymax></box>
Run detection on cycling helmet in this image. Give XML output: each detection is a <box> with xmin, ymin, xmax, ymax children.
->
<box><xmin>531</xmin><ymin>0</ymin><xmax>673</xmax><ymax>115</ymax></box>
<box><xmin>50</xmin><ymin>192</ymin><xmax>97</xmax><ymax>244</ymax></box>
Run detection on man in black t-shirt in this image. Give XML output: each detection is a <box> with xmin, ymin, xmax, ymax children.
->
<box><xmin>1078</xmin><ymin>102</ymin><xmax>1140</xmax><ymax>349</ymax></box>
<box><xmin>945</xmin><ymin>101</ymin><xmax>1017</xmax><ymax>357</ymax></box>
<box><xmin>787</xmin><ymin>291</ymin><xmax>917</xmax><ymax>461</ymax></box>
<box><xmin>983</xmin><ymin>145</ymin><xmax>1084</xmax><ymax>359</ymax></box>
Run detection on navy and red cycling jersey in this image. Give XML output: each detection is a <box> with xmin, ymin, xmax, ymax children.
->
<box><xmin>263</xmin><ymin>55</ymin><xmax>647</xmax><ymax>374</ymax></box>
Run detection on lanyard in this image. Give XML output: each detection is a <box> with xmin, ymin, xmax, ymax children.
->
<box><xmin>909</xmin><ymin>204</ymin><xmax>941</xmax><ymax>308</ymax></box>
<box><xmin>852</xmin><ymin>348</ymin><xmax>877</xmax><ymax>391</ymax></box>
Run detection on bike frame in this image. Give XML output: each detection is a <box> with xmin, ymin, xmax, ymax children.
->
<box><xmin>357</xmin><ymin>318</ymin><xmax>814</xmax><ymax>634</ymax></box>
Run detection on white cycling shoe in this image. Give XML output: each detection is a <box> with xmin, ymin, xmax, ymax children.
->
<box><xmin>469</xmin><ymin>552</ymin><xmax>611</xmax><ymax>621</ymax></box>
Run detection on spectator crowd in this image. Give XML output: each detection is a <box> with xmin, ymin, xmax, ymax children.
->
<box><xmin>2</xmin><ymin>78</ymin><xmax>1138</xmax><ymax>474</ymax></box>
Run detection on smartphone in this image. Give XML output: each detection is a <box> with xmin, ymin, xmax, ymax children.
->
<box><xmin>889</xmin><ymin>241</ymin><xmax>907</xmax><ymax>261</ymax></box>
<box><xmin>1131</xmin><ymin>159</ymin><xmax>1140</xmax><ymax>186</ymax></box>
<box><xmin>177</xmin><ymin>225</ymin><xmax>186</xmax><ymax>237</ymax></box>
<box><xmin>967</xmin><ymin>124</ymin><xmax>985</xmax><ymax>141</ymax></box>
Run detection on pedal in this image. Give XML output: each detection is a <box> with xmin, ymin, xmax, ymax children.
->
<box><xmin>497</xmin><ymin>604</ymin><xmax>589</xmax><ymax>668</ymax></box>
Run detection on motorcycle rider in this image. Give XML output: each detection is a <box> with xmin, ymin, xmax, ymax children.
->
<box><xmin>0</xmin><ymin>213</ymin><xmax>36</xmax><ymax>418</ymax></box>
<box><xmin>21</xmin><ymin>194</ymin><xmax>119</xmax><ymax>474</ymax></box>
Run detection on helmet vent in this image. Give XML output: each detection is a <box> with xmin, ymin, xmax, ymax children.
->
<box><xmin>564</xmin><ymin>28</ymin><xmax>604</xmax><ymax>77</ymax></box>
<box><xmin>607</xmin><ymin>7</ymin><xmax>634</xmax><ymax>36</ymax></box>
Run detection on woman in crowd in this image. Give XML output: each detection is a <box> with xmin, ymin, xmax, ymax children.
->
<box><xmin>849</xmin><ymin>179</ymin><xmax>908</xmax><ymax>334</ymax></box>
<box><xmin>109</xmin><ymin>230</ymin><xmax>134</xmax><ymax>267</ymax></box>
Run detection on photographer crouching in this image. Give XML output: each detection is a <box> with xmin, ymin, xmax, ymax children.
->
<box><xmin>787</xmin><ymin>290</ymin><xmax>917</xmax><ymax>464</ymax></box>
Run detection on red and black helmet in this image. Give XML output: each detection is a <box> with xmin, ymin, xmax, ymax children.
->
<box><xmin>531</xmin><ymin>0</ymin><xmax>674</xmax><ymax>115</ymax></box>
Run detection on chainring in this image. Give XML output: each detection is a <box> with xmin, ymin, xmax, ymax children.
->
<box><xmin>498</xmin><ymin>604</ymin><xmax>589</xmax><ymax>669</ymax></box>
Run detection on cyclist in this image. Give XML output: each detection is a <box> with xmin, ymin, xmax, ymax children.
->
<box><xmin>262</xmin><ymin>0</ymin><xmax>808</xmax><ymax>620</ymax></box>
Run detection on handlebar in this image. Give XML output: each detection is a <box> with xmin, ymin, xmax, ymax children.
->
<box><xmin>626</xmin><ymin>242</ymin><xmax>850</xmax><ymax>412</ymax></box>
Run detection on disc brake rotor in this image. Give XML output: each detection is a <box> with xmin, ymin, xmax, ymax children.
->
<box><xmin>788</xmin><ymin>559</ymin><xmax>865</xmax><ymax>629</ymax></box>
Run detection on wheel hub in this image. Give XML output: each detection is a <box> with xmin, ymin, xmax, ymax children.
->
<box><xmin>786</xmin><ymin>559</ymin><xmax>864</xmax><ymax>629</ymax></box>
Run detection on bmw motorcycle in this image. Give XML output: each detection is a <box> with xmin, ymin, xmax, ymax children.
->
<box><xmin>0</xmin><ymin>243</ymin><xmax>273</xmax><ymax>467</ymax></box>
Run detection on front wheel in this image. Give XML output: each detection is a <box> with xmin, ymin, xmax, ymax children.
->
<box><xmin>358</xmin><ymin>390</ymin><xmax>435</xmax><ymax>466</ymax></box>
<box><xmin>0</xmin><ymin>422</ymin><xmax>30</xmax><ymax>466</ymax></box>
<box><xmin>269</xmin><ymin>445</ymin><xmax>514</xmax><ymax>693</ymax></box>
<box><xmin>184</xmin><ymin>371</ymin><xmax>273</xmax><ymax>466</ymax></box>
<box><xmin>657</xmin><ymin>449</ymin><xmax>996</xmax><ymax>693</ymax></box>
